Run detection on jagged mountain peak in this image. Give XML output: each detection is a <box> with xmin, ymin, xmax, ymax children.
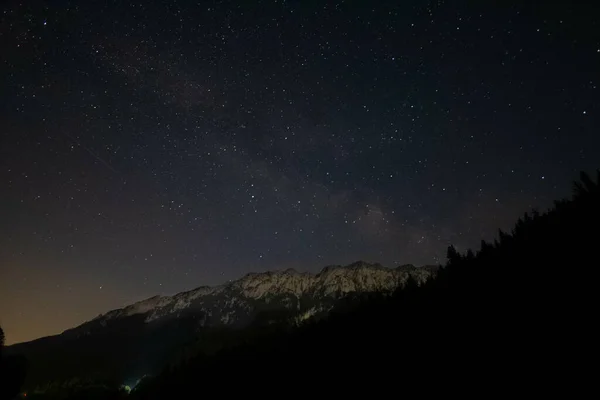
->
<box><xmin>93</xmin><ymin>294</ymin><xmax>172</xmax><ymax>322</ymax></box>
<box><xmin>85</xmin><ymin>261</ymin><xmax>437</xmax><ymax>330</ymax></box>
<box><xmin>10</xmin><ymin>261</ymin><xmax>436</xmax><ymax>390</ymax></box>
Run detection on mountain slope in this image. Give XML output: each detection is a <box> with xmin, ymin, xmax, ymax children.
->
<box><xmin>129</xmin><ymin>171</ymin><xmax>600</xmax><ymax>399</ymax></box>
<box><xmin>9</xmin><ymin>262</ymin><xmax>436</xmax><ymax>389</ymax></box>
<box><xmin>63</xmin><ymin>262</ymin><xmax>433</xmax><ymax>336</ymax></box>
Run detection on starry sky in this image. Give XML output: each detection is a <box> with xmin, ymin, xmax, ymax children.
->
<box><xmin>1</xmin><ymin>0</ymin><xmax>598</xmax><ymax>345</ymax></box>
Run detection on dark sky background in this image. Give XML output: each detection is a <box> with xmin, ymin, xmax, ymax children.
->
<box><xmin>1</xmin><ymin>0</ymin><xmax>598</xmax><ymax>345</ymax></box>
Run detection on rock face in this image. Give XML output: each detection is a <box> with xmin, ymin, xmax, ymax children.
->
<box><xmin>73</xmin><ymin>261</ymin><xmax>436</xmax><ymax>334</ymax></box>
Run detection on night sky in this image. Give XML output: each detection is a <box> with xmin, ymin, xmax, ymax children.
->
<box><xmin>1</xmin><ymin>0</ymin><xmax>598</xmax><ymax>345</ymax></box>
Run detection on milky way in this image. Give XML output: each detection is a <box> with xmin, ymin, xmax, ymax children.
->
<box><xmin>1</xmin><ymin>1</ymin><xmax>598</xmax><ymax>344</ymax></box>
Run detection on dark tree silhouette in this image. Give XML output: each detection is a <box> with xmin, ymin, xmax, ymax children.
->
<box><xmin>574</xmin><ymin>170</ymin><xmax>600</xmax><ymax>198</ymax></box>
<box><xmin>446</xmin><ymin>244</ymin><xmax>461</xmax><ymax>265</ymax></box>
<box><xmin>0</xmin><ymin>326</ymin><xmax>4</xmax><ymax>359</ymax></box>
<box><xmin>0</xmin><ymin>326</ymin><xmax>28</xmax><ymax>400</ymax></box>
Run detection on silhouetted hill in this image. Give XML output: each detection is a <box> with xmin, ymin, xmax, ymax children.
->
<box><xmin>7</xmin><ymin>263</ymin><xmax>435</xmax><ymax>392</ymax></box>
<box><xmin>128</xmin><ymin>170</ymin><xmax>600</xmax><ymax>398</ymax></box>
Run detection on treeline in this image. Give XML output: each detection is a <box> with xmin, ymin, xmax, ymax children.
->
<box><xmin>129</xmin><ymin>170</ymin><xmax>599</xmax><ymax>398</ymax></box>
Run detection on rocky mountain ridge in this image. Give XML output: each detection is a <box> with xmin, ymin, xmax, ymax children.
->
<box><xmin>74</xmin><ymin>261</ymin><xmax>437</xmax><ymax>333</ymax></box>
<box><xmin>7</xmin><ymin>261</ymin><xmax>438</xmax><ymax>388</ymax></box>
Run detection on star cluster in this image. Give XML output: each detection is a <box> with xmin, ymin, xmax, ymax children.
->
<box><xmin>0</xmin><ymin>1</ymin><xmax>598</xmax><ymax>344</ymax></box>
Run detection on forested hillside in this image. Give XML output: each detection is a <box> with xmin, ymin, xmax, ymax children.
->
<box><xmin>131</xmin><ymin>171</ymin><xmax>599</xmax><ymax>398</ymax></box>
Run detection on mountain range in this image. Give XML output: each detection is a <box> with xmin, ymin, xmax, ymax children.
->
<box><xmin>9</xmin><ymin>261</ymin><xmax>437</xmax><ymax>389</ymax></box>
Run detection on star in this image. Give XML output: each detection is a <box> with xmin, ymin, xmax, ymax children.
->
<box><xmin>1</xmin><ymin>0</ymin><xmax>598</xmax><ymax>346</ymax></box>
